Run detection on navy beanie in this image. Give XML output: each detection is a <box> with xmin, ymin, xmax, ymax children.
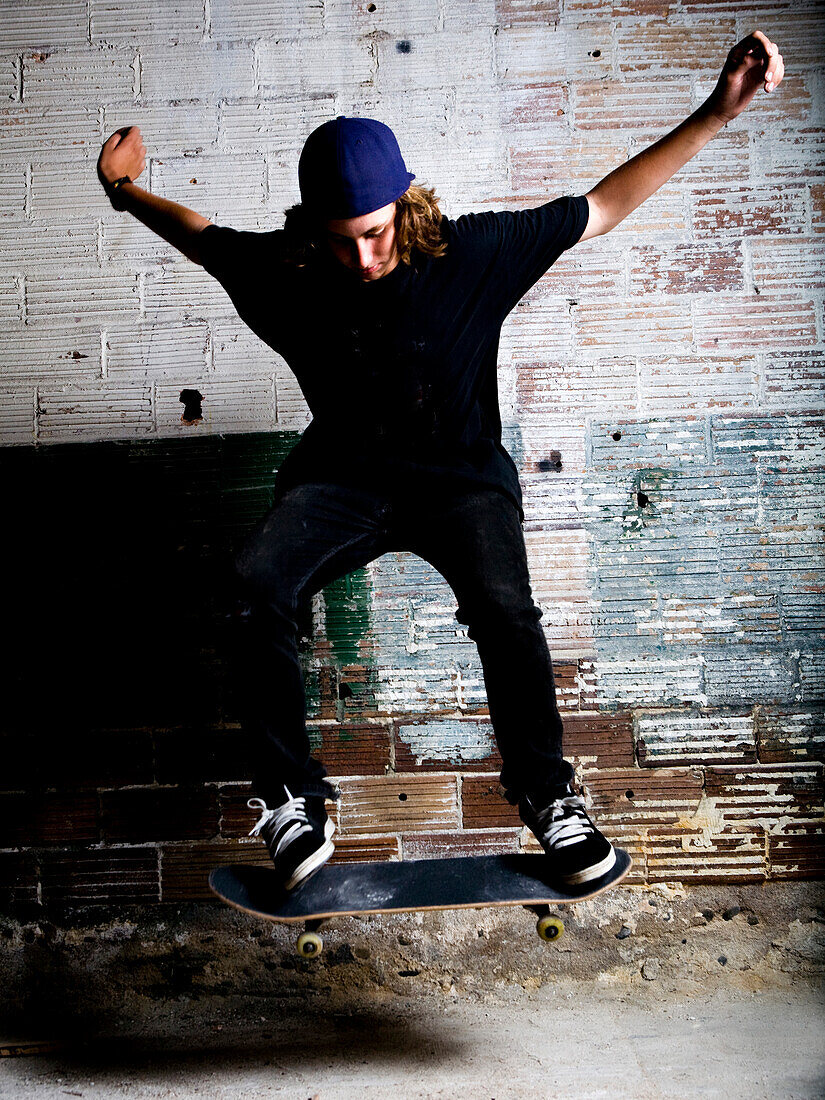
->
<box><xmin>298</xmin><ymin>116</ymin><xmax>415</xmax><ymax>219</ymax></box>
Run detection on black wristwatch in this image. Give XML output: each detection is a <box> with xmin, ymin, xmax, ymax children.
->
<box><xmin>106</xmin><ymin>175</ymin><xmax>132</xmax><ymax>210</ymax></box>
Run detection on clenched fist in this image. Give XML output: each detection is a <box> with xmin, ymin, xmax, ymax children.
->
<box><xmin>97</xmin><ymin>125</ymin><xmax>147</xmax><ymax>189</ymax></box>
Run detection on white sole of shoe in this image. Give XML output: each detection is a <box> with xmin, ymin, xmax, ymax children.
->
<box><xmin>561</xmin><ymin>845</ymin><xmax>617</xmax><ymax>887</ymax></box>
<box><xmin>285</xmin><ymin>837</ymin><xmax>335</xmax><ymax>891</ymax></box>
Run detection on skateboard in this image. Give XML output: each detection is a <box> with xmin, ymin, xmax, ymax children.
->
<box><xmin>209</xmin><ymin>849</ymin><xmax>632</xmax><ymax>957</ymax></box>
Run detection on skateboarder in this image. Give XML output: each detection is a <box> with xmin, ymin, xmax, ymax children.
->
<box><xmin>97</xmin><ymin>31</ymin><xmax>783</xmax><ymax>891</ymax></box>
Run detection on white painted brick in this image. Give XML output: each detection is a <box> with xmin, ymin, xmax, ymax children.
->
<box><xmin>211</xmin><ymin>0</ymin><xmax>324</xmax><ymax>40</ymax></box>
<box><xmin>496</xmin><ymin>24</ymin><xmax>613</xmax><ymax>85</ymax></box>
<box><xmin>101</xmin><ymin>104</ymin><xmax>220</xmax><ymax>156</ymax></box>
<box><xmin>0</xmin><ymin>107</ymin><xmax>100</xmax><ymax>159</ymax></box>
<box><xmin>26</xmin><ymin>271</ymin><xmax>138</xmax><ymax>324</ymax></box>
<box><xmin>31</xmin><ymin>157</ymin><xmax>116</xmax><ymax>220</ymax></box>
<box><xmin>0</xmin><ymin>56</ymin><xmax>19</xmax><ymax>102</ymax></box>
<box><xmin>155</xmin><ymin>376</ymin><xmax>276</xmax><ymax>434</ymax></box>
<box><xmin>0</xmin><ymin>275</ymin><xmax>22</xmax><ymax>322</ymax></box>
<box><xmin>509</xmin><ymin>134</ymin><xmax>631</xmax><ymax>196</ymax></box>
<box><xmin>257</xmin><ymin>37</ymin><xmax>374</xmax><ymax>96</ymax></box>
<box><xmin>143</xmin><ymin>265</ymin><xmax>238</xmax><ymax>320</ymax></box>
<box><xmin>638</xmin><ymin>713</ymin><xmax>755</xmax><ymax>766</ymax></box>
<box><xmin>0</xmin><ymin>166</ymin><xmax>26</xmax><ymax>218</ymax></box>
<box><xmin>140</xmin><ymin>43</ymin><xmax>256</xmax><ymax>101</ymax></box>
<box><xmin>441</xmin><ymin>0</ymin><xmax>506</xmax><ymax>31</ymax></box>
<box><xmin>219</xmin><ymin>97</ymin><xmax>334</xmax><ymax>154</ymax></box>
<box><xmin>732</xmin><ymin>9</ymin><xmax>825</xmax><ymax>72</ymax></box>
<box><xmin>750</xmin><ymin>238</ymin><xmax>825</xmax><ymax>294</ymax></box>
<box><xmin>90</xmin><ymin>0</ymin><xmax>206</xmax><ymax>42</ymax></box>
<box><xmin>0</xmin><ymin>222</ymin><xmax>98</xmax><ymax>271</ymax></box>
<box><xmin>22</xmin><ymin>48</ymin><xmax>137</xmax><ymax>105</ymax></box>
<box><xmin>517</xmin><ymin>355</ymin><xmax>638</xmax><ymax>416</ymax></box>
<box><xmin>573</xmin><ymin>299</ymin><xmax>693</xmax><ymax>353</ymax></box>
<box><xmin>616</xmin><ymin>20</ymin><xmax>735</xmax><ymax>75</ymax></box>
<box><xmin>574</xmin><ymin>79</ymin><xmax>693</xmax><ymax>133</ymax></box>
<box><xmin>375</xmin><ymin>31</ymin><xmax>495</xmax><ymax>92</ymax></box>
<box><xmin>0</xmin><ymin>1</ymin><xmax>89</xmax><ymax>50</ymax></box>
<box><xmin>37</xmin><ymin>381</ymin><xmax>153</xmax><ymax>441</ymax></box>
<box><xmin>104</xmin><ymin>322</ymin><xmax>209</xmax><ymax>377</ymax></box>
<box><xmin>0</xmin><ymin>326</ymin><xmax>101</xmax><ymax>380</ymax></box>
<box><xmin>754</xmin><ymin>128</ymin><xmax>825</xmax><ymax>183</ymax></box>
<box><xmin>639</xmin><ymin>355</ymin><xmax>758</xmax><ymax>414</ymax></box>
<box><xmin>150</xmin><ymin>155</ymin><xmax>267</xmax><ymax>224</ymax></box>
<box><xmin>762</xmin><ymin>350</ymin><xmax>825</xmax><ymax>409</ymax></box>
<box><xmin>0</xmin><ymin>388</ymin><xmax>35</xmax><ymax>444</ymax></box>
<box><xmin>521</xmin><ymin>417</ymin><xmax>587</xmax><ymax>473</ymax></box>
<box><xmin>101</xmin><ymin>215</ymin><xmax>183</xmax><ymax>266</ymax></box>
<box><xmin>323</xmin><ymin>0</ymin><xmax>439</xmax><ymax>37</ymax></box>
<box><xmin>588</xmin><ymin>654</ymin><xmax>706</xmax><ymax>707</ymax></box>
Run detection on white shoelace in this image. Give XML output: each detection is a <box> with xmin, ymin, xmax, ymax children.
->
<box><xmin>248</xmin><ymin>788</ymin><xmax>312</xmax><ymax>858</ymax></box>
<box><xmin>534</xmin><ymin>794</ymin><xmax>594</xmax><ymax>850</ymax></box>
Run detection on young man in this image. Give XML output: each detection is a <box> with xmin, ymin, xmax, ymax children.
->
<box><xmin>97</xmin><ymin>32</ymin><xmax>783</xmax><ymax>891</ymax></box>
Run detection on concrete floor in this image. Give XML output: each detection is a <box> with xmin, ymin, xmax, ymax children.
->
<box><xmin>2</xmin><ymin>983</ymin><xmax>824</xmax><ymax>1099</ymax></box>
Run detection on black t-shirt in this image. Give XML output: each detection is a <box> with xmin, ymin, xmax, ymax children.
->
<box><xmin>198</xmin><ymin>194</ymin><xmax>589</xmax><ymax>522</ymax></box>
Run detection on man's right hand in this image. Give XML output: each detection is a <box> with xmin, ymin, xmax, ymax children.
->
<box><xmin>97</xmin><ymin>125</ymin><xmax>147</xmax><ymax>189</ymax></box>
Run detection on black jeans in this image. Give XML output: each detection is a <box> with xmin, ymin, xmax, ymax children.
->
<box><xmin>228</xmin><ymin>479</ymin><xmax>574</xmax><ymax>805</ymax></box>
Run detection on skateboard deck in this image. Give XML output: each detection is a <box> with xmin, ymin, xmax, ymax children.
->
<box><xmin>209</xmin><ymin>849</ymin><xmax>632</xmax><ymax>957</ymax></box>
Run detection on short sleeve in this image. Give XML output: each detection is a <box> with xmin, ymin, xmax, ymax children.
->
<box><xmin>197</xmin><ymin>223</ymin><xmax>255</xmax><ymax>281</ymax></box>
<box><xmin>449</xmin><ymin>194</ymin><xmax>589</xmax><ymax>312</ymax></box>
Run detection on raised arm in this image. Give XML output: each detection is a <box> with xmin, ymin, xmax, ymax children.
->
<box><xmin>96</xmin><ymin>126</ymin><xmax>212</xmax><ymax>265</ymax></box>
<box><xmin>579</xmin><ymin>30</ymin><xmax>785</xmax><ymax>241</ymax></box>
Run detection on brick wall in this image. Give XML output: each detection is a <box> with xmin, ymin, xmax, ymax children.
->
<box><xmin>1</xmin><ymin>0</ymin><xmax>823</xmax><ymax>912</ymax></box>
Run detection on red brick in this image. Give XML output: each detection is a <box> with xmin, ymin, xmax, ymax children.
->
<box><xmin>101</xmin><ymin>786</ymin><xmax>219</xmax><ymax>843</ymax></box>
<box><xmin>563</xmin><ymin>712</ymin><xmax>636</xmax><ymax>770</ymax></box>
<box><xmin>692</xmin><ymin>185</ymin><xmax>807</xmax><ymax>238</ymax></box>
<box><xmin>219</xmin><ymin>784</ymin><xmax>340</xmax><ymax>838</ymax></box>
<box><xmin>462</xmin><ymin>776</ymin><xmax>521</xmax><ymax>829</ymax></box>
<box><xmin>402</xmin><ymin>829</ymin><xmax>520</xmax><ymax>859</ymax></box>
<box><xmin>694</xmin><ymin>295</ymin><xmax>818</xmax><ymax>352</ymax></box>
<box><xmin>811</xmin><ymin>183</ymin><xmax>825</xmax><ymax>234</ymax></box>
<box><xmin>495</xmin><ymin>0</ymin><xmax>561</xmax><ymax>26</ymax></box>
<box><xmin>41</xmin><ymin>847</ymin><xmax>159</xmax><ymax>905</ymax></box>
<box><xmin>756</xmin><ymin>708</ymin><xmax>825</xmax><ymax>765</ymax></box>
<box><xmin>574</xmin><ymin>79</ymin><xmax>693</xmax><ymax>132</ymax></box>
<box><xmin>768</xmin><ymin>825</ymin><xmax>825</xmax><ymax>880</ymax></box>
<box><xmin>0</xmin><ymin>792</ymin><xmax>99</xmax><ymax>847</ymax></box>
<box><xmin>502</xmin><ymin>82</ymin><xmax>568</xmax><ymax>130</ymax></box>
<box><xmin>645</xmin><ymin>829</ymin><xmax>767</xmax><ymax>885</ymax></box>
<box><xmin>583</xmin><ymin>767</ymin><xmax>704</xmax><ymax>828</ymax></box>
<box><xmin>510</xmin><ymin>135</ymin><xmax>630</xmax><ymax>197</ymax></box>
<box><xmin>314</xmin><ymin>722</ymin><xmax>391</xmax><ymax>776</ymax></box>
<box><xmin>162</xmin><ymin>840</ymin><xmax>268</xmax><ymax>900</ymax></box>
<box><xmin>574</xmin><ymin>299</ymin><xmax>692</xmax><ymax>351</ymax></box>
<box><xmin>704</xmin><ymin>763</ymin><xmax>824</xmax><ymax>830</ymax></box>
<box><xmin>628</xmin><ymin>241</ymin><xmax>744</xmax><ymax>296</ymax></box>
<box><xmin>617</xmin><ymin>20</ymin><xmax>734</xmax><ymax>74</ymax></box>
<box><xmin>339</xmin><ymin>775</ymin><xmax>459</xmax><ymax>835</ymax></box>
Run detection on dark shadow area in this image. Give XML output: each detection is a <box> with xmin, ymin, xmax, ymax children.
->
<box><xmin>1</xmin><ymin>432</ymin><xmax>298</xmax><ymax>774</ymax></box>
<box><xmin>0</xmin><ymin>1007</ymin><xmax>465</xmax><ymax>1082</ymax></box>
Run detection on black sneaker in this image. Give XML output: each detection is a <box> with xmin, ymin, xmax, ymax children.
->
<box><xmin>248</xmin><ymin>788</ymin><xmax>335</xmax><ymax>891</ymax></box>
<box><xmin>519</xmin><ymin>785</ymin><xmax>616</xmax><ymax>886</ymax></box>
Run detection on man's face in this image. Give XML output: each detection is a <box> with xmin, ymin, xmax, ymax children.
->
<box><xmin>325</xmin><ymin>202</ymin><xmax>400</xmax><ymax>281</ymax></box>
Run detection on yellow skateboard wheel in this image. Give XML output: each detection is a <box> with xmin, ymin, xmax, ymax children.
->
<box><xmin>296</xmin><ymin>931</ymin><xmax>323</xmax><ymax>957</ymax></box>
<box><xmin>537</xmin><ymin>915</ymin><xmax>565</xmax><ymax>942</ymax></box>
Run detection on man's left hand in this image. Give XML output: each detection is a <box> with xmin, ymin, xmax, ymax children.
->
<box><xmin>707</xmin><ymin>30</ymin><xmax>785</xmax><ymax>124</ymax></box>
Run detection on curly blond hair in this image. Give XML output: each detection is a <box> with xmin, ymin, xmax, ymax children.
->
<box><xmin>281</xmin><ymin>184</ymin><xmax>448</xmax><ymax>268</ymax></box>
